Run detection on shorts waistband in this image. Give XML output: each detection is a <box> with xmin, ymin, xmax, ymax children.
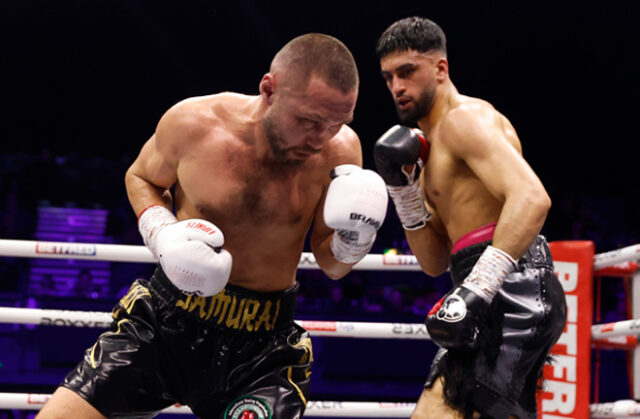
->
<box><xmin>449</xmin><ymin>235</ymin><xmax>553</xmax><ymax>286</ymax></box>
<box><xmin>149</xmin><ymin>266</ymin><xmax>298</xmax><ymax>333</ymax></box>
<box><xmin>451</xmin><ymin>222</ymin><xmax>497</xmax><ymax>254</ymax></box>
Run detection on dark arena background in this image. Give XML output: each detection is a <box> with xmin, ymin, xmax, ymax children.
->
<box><xmin>1</xmin><ymin>1</ymin><xmax>639</xmax><ymax>418</ymax></box>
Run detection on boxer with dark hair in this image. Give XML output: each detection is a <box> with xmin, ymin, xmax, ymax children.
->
<box><xmin>374</xmin><ymin>17</ymin><xmax>566</xmax><ymax>419</ymax></box>
<box><xmin>38</xmin><ymin>33</ymin><xmax>388</xmax><ymax>419</ymax></box>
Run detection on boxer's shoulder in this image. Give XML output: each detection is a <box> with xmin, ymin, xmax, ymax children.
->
<box><xmin>156</xmin><ymin>94</ymin><xmax>252</xmax><ymax>151</ymax></box>
<box><xmin>319</xmin><ymin>124</ymin><xmax>361</xmax><ymax>168</ymax></box>
<box><xmin>163</xmin><ymin>93</ymin><xmax>249</xmax><ymax>128</ymax></box>
<box><xmin>428</xmin><ymin>98</ymin><xmax>522</xmax><ymax>164</ymax></box>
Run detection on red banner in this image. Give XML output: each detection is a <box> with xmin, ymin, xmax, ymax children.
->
<box><xmin>538</xmin><ymin>241</ymin><xmax>594</xmax><ymax>419</ymax></box>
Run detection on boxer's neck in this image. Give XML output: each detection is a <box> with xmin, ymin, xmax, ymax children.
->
<box><xmin>417</xmin><ymin>80</ymin><xmax>459</xmax><ymax>137</ymax></box>
<box><xmin>243</xmin><ymin>95</ymin><xmax>272</xmax><ymax>160</ymax></box>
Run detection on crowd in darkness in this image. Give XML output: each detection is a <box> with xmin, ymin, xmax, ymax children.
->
<box><xmin>0</xmin><ymin>150</ymin><xmax>637</xmax><ymax>324</ymax></box>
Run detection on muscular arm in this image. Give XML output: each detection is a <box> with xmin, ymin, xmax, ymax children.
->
<box><xmin>125</xmin><ymin>135</ymin><xmax>176</xmax><ymax>216</ymax></box>
<box><xmin>310</xmin><ymin>128</ymin><xmax>364</xmax><ymax>279</ymax></box>
<box><xmin>441</xmin><ymin>106</ymin><xmax>551</xmax><ymax>259</ymax></box>
<box><xmin>125</xmin><ymin>102</ymin><xmax>194</xmax><ymax>217</ymax></box>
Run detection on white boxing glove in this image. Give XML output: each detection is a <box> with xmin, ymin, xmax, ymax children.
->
<box><xmin>324</xmin><ymin>164</ymin><xmax>389</xmax><ymax>264</ymax></box>
<box><xmin>138</xmin><ymin>205</ymin><xmax>232</xmax><ymax>296</ymax></box>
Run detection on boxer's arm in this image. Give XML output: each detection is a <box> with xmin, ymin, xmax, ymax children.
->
<box><xmin>310</xmin><ymin>128</ymin><xmax>364</xmax><ymax>279</ymax></box>
<box><xmin>441</xmin><ymin>106</ymin><xmax>550</xmax><ymax>259</ymax></box>
<box><xmin>373</xmin><ymin>126</ymin><xmax>450</xmax><ymax>276</ymax></box>
<box><xmin>404</xmin><ymin>204</ymin><xmax>452</xmax><ymax>276</ymax></box>
<box><xmin>125</xmin><ymin>104</ymin><xmax>189</xmax><ymax>216</ymax></box>
<box><xmin>126</xmin><ymin>103</ymin><xmax>232</xmax><ymax>296</ymax></box>
<box><xmin>125</xmin><ymin>134</ymin><xmax>176</xmax><ymax>216</ymax></box>
<box><xmin>310</xmin><ymin>191</ymin><xmax>356</xmax><ymax>279</ymax></box>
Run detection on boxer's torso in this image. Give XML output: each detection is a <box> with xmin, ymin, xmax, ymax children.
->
<box><xmin>420</xmin><ymin>95</ymin><xmax>523</xmax><ymax>245</ymax></box>
<box><xmin>171</xmin><ymin>94</ymin><xmax>351</xmax><ymax>291</ymax></box>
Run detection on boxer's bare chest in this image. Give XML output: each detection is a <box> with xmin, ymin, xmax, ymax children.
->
<box><xmin>422</xmin><ymin>132</ymin><xmax>500</xmax><ymax>235</ymax></box>
<box><xmin>422</xmin><ymin>137</ymin><xmax>460</xmax><ymax>213</ymax></box>
<box><xmin>175</xmin><ymin>143</ymin><xmax>323</xmax><ymax>233</ymax></box>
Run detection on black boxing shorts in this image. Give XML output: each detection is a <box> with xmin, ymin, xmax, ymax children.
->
<box><xmin>62</xmin><ymin>266</ymin><xmax>312</xmax><ymax>419</ymax></box>
<box><xmin>424</xmin><ymin>233</ymin><xmax>567</xmax><ymax>419</ymax></box>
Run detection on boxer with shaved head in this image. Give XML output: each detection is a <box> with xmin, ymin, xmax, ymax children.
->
<box><xmin>39</xmin><ymin>33</ymin><xmax>388</xmax><ymax>419</ymax></box>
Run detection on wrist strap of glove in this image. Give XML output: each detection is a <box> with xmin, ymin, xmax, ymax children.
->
<box><xmin>138</xmin><ymin>205</ymin><xmax>177</xmax><ymax>258</ymax></box>
<box><xmin>330</xmin><ymin>230</ymin><xmax>375</xmax><ymax>264</ymax></box>
<box><xmin>387</xmin><ymin>182</ymin><xmax>431</xmax><ymax>230</ymax></box>
<box><xmin>462</xmin><ymin>245</ymin><xmax>518</xmax><ymax>303</ymax></box>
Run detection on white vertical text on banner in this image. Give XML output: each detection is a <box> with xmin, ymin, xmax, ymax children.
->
<box><xmin>538</xmin><ymin>241</ymin><xmax>594</xmax><ymax>419</ymax></box>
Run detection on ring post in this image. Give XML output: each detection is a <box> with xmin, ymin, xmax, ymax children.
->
<box><xmin>538</xmin><ymin>241</ymin><xmax>594</xmax><ymax>419</ymax></box>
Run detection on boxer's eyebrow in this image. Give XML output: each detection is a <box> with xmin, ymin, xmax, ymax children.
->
<box><xmin>382</xmin><ymin>62</ymin><xmax>417</xmax><ymax>78</ymax></box>
<box><xmin>303</xmin><ymin>113</ymin><xmax>353</xmax><ymax>126</ymax></box>
<box><xmin>394</xmin><ymin>63</ymin><xmax>418</xmax><ymax>75</ymax></box>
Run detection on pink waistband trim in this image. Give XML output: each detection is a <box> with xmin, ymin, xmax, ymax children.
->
<box><xmin>451</xmin><ymin>222</ymin><xmax>497</xmax><ymax>254</ymax></box>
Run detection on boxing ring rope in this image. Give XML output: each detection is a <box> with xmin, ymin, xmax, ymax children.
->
<box><xmin>2</xmin><ymin>239</ymin><xmax>640</xmax><ymax>417</ymax></box>
<box><xmin>0</xmin><ymin>393</ymin><xmax>416</xmax><ymax>417</ymax></box>
<box><xmin>2</xmin><ymin>392</ymin><xmax>640</xmax><ymax>418</ymax></box>
<box><xmin>0</xmin><ymin>239</ymin><xmax>423</xmax><ymax>271</ymax></box>
<box><xmin>3</xmin><ymin>305</ymin><xmax>640</xmax><ymax>342</ymax></box>
<box><xmin>2</xmin><ymin>237</ymin><xmax>637</xmax><ymax>270</ymax></box>
<box><xmin>0</xmin><ymin>306</ymin><xmax>432</xmax><ymax>339</ymax></box>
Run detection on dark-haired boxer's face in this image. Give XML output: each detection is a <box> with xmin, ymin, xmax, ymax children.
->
<box><xmin>263</xmin><ymin>75</ymin><xmax>356</xmax><ymax>164</ymax></box>
<box><xmin>380</xmin><ymin>50</ymin><xmax>439</xmax><ymax>126</ymax></box>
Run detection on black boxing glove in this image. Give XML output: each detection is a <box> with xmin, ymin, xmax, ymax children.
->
<box><xmin>425</xmin><ymin>286</ymin><xmax>488</xmax><ymax>349</ymax></box>
<box><xmin>426</xmin><ymin>245</ymin><xmax>517</xmax><ymax>349</ymax></box>
<box><xmin>374</xmin><ymin>125</ymin><xmax>431</xmax><ymax>230</ymax></box>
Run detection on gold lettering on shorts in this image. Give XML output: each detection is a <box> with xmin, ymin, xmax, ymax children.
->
<box><xmin>189</xmin><ymin>296</ymin><xmax>207</xmax><ymax>318</ymax></box>
<box><xmin>239</xmin><ymin>299</ymin><xmax>261</xmax><ymax>332</ymax></box>
<box><xmin>119</xmin><ymin>283</ymin><xmax>151</xmax><ymax>314</ymax></box>
<box><xmin>254</xmin><ymin>301</ymin><xmax>273</xmax><ymax>331</ymax></box>
<box><xmin>173</xmin><ymin>288</ymin><xmax>284</xmax><ymax>332</ymax></box>
<box><xmin>270</xmin><ymin>300</ymin><xmax>281</xmax><ymax>330</ymax></box>
<box><xmin>225</xmin><ymin>296</ymin><xmax>246</xmax><ymax>329</ymax></box>
<box><xmin>212</xmin><ymin>292</ymin><xmax>232</xmax><ymax>324</ymax></box>
<box><xmin>175</xmin><ymin>294</ymin><xmax>192</xmax><ymax>310</ymax></box>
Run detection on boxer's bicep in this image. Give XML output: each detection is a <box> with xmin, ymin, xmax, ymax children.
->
<box><xmin>129</xmin><ymin>134</ymin><xmax>178</xmax><ymax>190</ymax></box>
<box><xmin>125</xmin><ymin>106</ymin><xmax>190</xmax><ymax>215</ymax></box>
<box><xmin>125</xmin><ymin>135</ymin><xmax>178</xmax><ymax>215</ymax></box>
<box><xmin>442</xmin><ymin>109</ymin><xmax>550</xmax><ymax>258</ymax></box>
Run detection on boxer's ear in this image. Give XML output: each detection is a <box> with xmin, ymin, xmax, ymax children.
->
<box><xmin>259</xmin><ymin>73</ymin><xmax>276</xmax><ymax>104</ymax></box>
<box><xmin>435</xmin><ymin>57</ymin><xmax>449</xmax><ymax>83</ymax></box>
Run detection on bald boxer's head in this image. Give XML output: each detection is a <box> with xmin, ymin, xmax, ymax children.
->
<box><xmin>271</xmin><ymin>33</ymin><xmax>359</xmax><ymax>94</ymax></box>
<box><xmin>376</xmin><ymin>17</ymin><xmax>449</xmax><ymax>126</ymax></box>
<box><xmin>260</xmin><ymin>34</ymin><xmax>358</xmax><ymax>164</ymax></box>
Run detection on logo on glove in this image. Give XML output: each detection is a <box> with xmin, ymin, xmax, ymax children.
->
<box><xmin>349</xmin><ymin>212</ymin><xmax>381</xmax><ymax>229</ymax></box>
<box><xmin>185</xmin><ymin>221</ymin><xmax>217</xmax><ymax>235</ymax></box>
<box><xmin>436</xmin><ymin>294</ymin><xmax>467</xmax><ymax>323</ymax></box>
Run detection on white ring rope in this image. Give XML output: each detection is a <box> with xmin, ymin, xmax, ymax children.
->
<box><xmin>594</xmin><ymin>244</ymin><xmax>640</xmax><ymax>270</ymax></box>
<box><xmin>590</xmin><ymin>400</ymin><xmax>640</xmax><ymax>418</ymax></box>
<box><xmin>0</xmin><ymin>307</ymin><xmax>430</xmax><ymax>339</ymax></box>
<box><xmin>4</xmin><ymin>239</ymin><xmax>640</xmax><ymax>271</ymax></box>
<box><xmin>0</xmin><ymin>239</ymin><xmax>422</xmax><ymax>271</ymax></box>
<box><xmin>0</xmin><ymin>393</ymin><xmax>415</xmax><ymax>417</ymax></box>
<box><xmin>2</xmin><ymin>306</ymin><xmax>639</xmax><ymax>341</ymax></box>
<box><xmin>3</xmin><ymin>392</ymin><xmax>640</xmax><ymax>418</ymax></box>
<box><xmin>591</xmin><ymin>319</ymin><xmax>640</xmax><ymax>340</ymax></box>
